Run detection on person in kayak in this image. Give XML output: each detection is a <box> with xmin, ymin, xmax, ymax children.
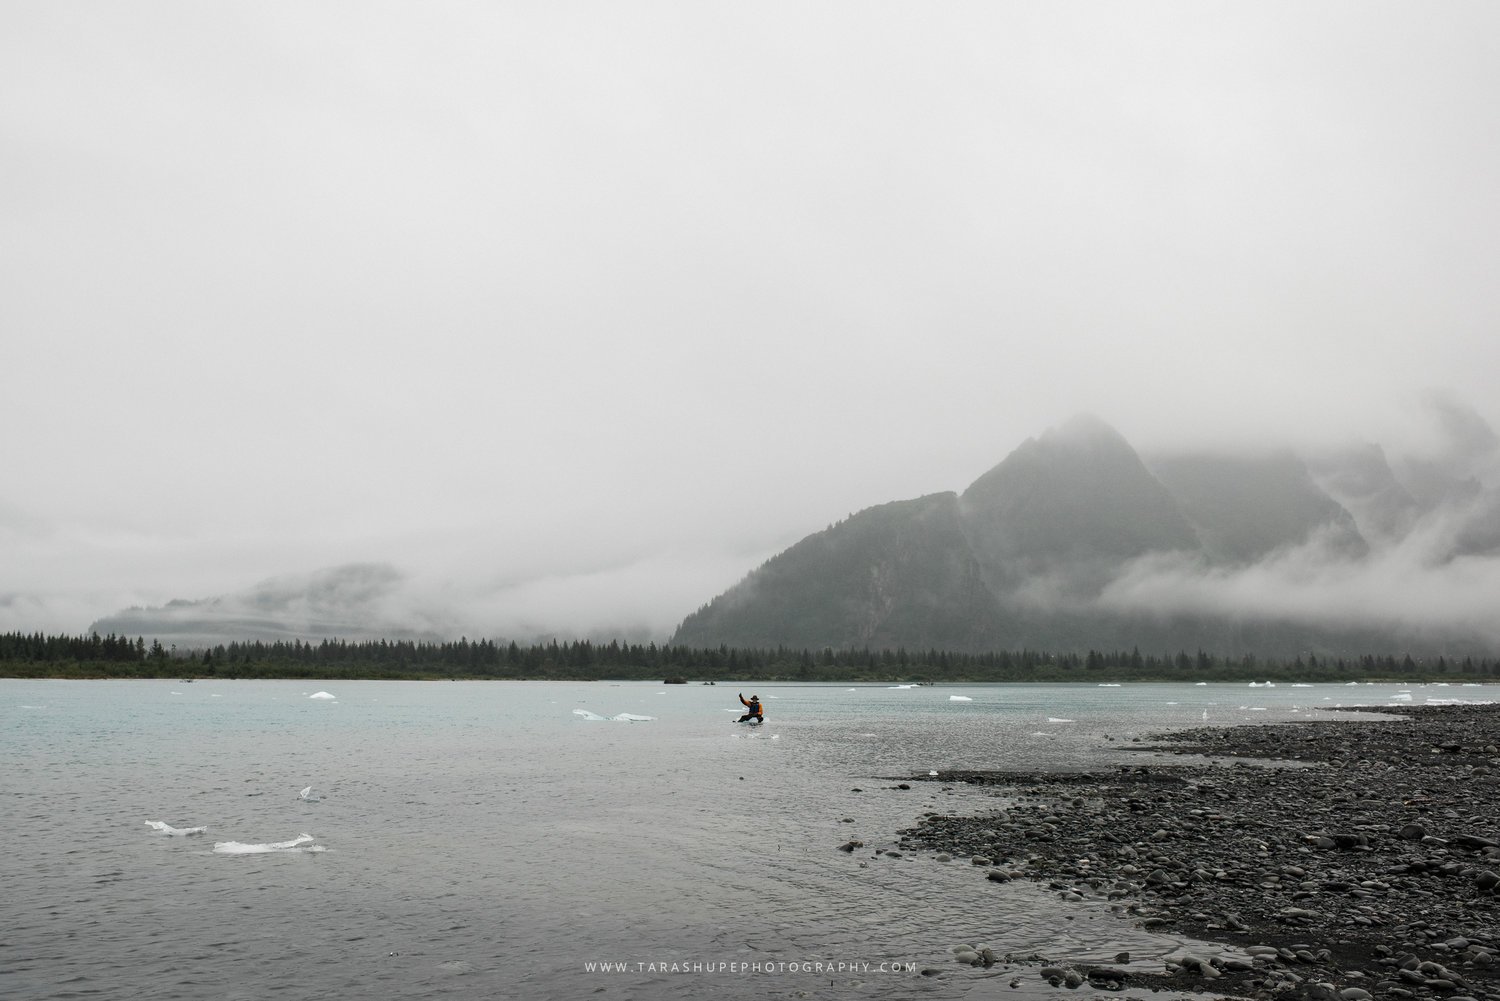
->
<box><xmin>737</xmin><ymin>693</ymin><xmax>763</xmax><ymax>723</ymax></box>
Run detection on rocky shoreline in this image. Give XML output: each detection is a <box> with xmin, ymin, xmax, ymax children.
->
<box><xmin>898</xmin><ymin>703</ymin><xmax>1500</xmax><ymax>1000</ymax></box>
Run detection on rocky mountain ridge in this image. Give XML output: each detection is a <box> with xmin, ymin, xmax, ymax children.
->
<box><xmin>671</xmin><ymin>414</ymin><xmax>1500</xmax><ymax>656</ymax></box>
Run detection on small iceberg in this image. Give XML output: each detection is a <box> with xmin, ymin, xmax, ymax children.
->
<box><xmin>572</xmin><ymin>709</ymin><xmax>655</xmax><ymax>722</ymax></box>
<box><xmin>1046</xmin><ymin>717</ymin><xmax>1075</xmax><ymax>724</ymax></box>
<box><xmin>308</xmin><ymin>691</ymin><xmax>336</xmax><ymax>700</ymax></box>
<box><xmin>1098</xmin><ymin>683</ymin><xmax>1121</xmax><ymax>687</ymax></box>
<box><xmin>948</xmin><ymin>695</ymin><xmax>973</xmax><ymax>702</ymax></box>
<box><xmin>887</xmin><ymin>684</ymin><xmax>917</xmax><ymax>690</ymax></box>
<box><xmin>298</xmin><ymin>786</ymin><xmax>321</xmax><ymax>802</ymax></box>
<box><xmin>145</xmin><ymin>821</ymin><xmax>207</xmax><ymax>836</ymax></box>
<box><xmin>213</xmin><ymin>833</ymin><xmax>324</xmax><ymax>855</ymax></box>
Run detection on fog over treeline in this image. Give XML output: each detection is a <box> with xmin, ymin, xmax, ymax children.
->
<box><xmin>70</xmin><ymin>396</ymin><xmax>1500</xmax><ymax>657</ymax></box>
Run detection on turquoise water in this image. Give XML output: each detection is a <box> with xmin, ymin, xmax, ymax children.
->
<box><xmin>2</xmin><ymin>678</ymin><xmax>1490</xmax><ymax>1000</ymax></box>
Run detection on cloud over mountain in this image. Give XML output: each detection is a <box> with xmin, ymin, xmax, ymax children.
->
<box><xmin>675</xmin><ymin>404</ymin><xmax>1500</xmax><ymax>656</ymax></box>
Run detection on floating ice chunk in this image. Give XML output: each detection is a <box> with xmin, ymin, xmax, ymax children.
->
<box><xmin>949</xmin><ymin>695</ymin><xmax>973</xmax><ymax>702</ymax></box>
<box><xmin>1046</xmin><ymin>717</ymin><xmax>1075</xmax><ymax>723</ymax></box>
<box><xmin>1098</xmin><ymin>683</ymin><xmax>1121</xmax><ymax>687</ymax></box>
<box><xmin>572</xmin><ymin>709</ymin><xmax>655</xmax><ymax>722</ymax></box>
<box><xmin>308</xmin><ymin>691</ymin><xmax>336</xmax><ymax>700</ymax></box>
<box><xmin>1195</xmin><ymin>682</ymin><xmax>1207</xmax><ymax>686</ymax></box>
<box><xmin>213</xmin><ymin>834</ymin><xmax>324</xmax><ymax>854</ymax></box>
<box><xmin>887</xmin><ymin>684</ymin><xmax>917</xmax><ymax>689</ymax></box>
<box><xmin>298</xmin><ymin>786</ymin><xmax>322</xmax><ymax>802</ymax></box>
<box><xmin>146</xmin><ymin>821</ymin><xmax>207</xmax><ymax>836</ymax></box>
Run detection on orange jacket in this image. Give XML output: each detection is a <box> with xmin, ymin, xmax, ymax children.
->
<box><xmin>739</xmin><ymin>695</ymin><xmax>763</xmax><ymax>717</ymax></box>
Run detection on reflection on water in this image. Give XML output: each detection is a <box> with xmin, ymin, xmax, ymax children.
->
<box><xmin>0</xmin><ymin>679</ymin><xmax>1483</xmax><ymax>1000</ymax></box>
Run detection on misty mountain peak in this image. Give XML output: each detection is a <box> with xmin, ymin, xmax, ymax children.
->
<box><xmin>960</xmin><ymin>416</ymin><xmax>1198</xmax><ymax>588</ymax></box>
<box><xmin>1046</xmin><ymin>412</ymin><xmax>1132</xmax><ymax>448</ymax></box>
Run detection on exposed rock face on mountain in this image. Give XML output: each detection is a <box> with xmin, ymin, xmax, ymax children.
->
<box><xmin>673</xmin><ymin>415</ymin><xmax>1498</xmax><ymax>657</ymax></box>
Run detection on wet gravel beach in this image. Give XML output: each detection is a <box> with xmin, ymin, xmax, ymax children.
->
<box><xmin>899</xmin><ymin>703</ymin><xmax>1500</xmax><ymax>1000</ymax></box>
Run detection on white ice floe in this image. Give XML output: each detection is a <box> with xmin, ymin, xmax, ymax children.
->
<box><xmin>1046</xmin><ymin>717</ymin><xmax>1075</xmax><ymax>723</ymax></box>
<box><xmin>572</xmin><ymin>709</ymin><xmax>655</xmax><ymax>722</ymax></box>
<box><xmin>948</xmin><ymin>695</ymin><xmax>972</xmax><ymax>702</ymax></box>
<box><xmin>308</xmin><ymin>691</ymin><xmax>336</xmax><ymax>700</ymax></box>
<box><xmin>1098</xmin><ymin>683</ymin><xmax>1121</xmax><ymax>687</ymax></box>
<box><xmin>887</xmin><ymin>684</ymin><xmax>917</xmax><ymax>689</ymax></box>
<box><xmin>145</xmin><ymin>821</ymin><xmax>207</xmax><ymax>836</ymax></box>
<box><xmin>213</xmin><ymin>833</ymin><xmax>325</xmax><ymax>854</ymax></box>
<box><xmin>298</xmin><ymin>786</ymin><xmax>321</xmax><ymax>802</ymax></box>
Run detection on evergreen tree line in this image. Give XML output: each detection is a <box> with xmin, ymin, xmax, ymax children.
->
<box><xmin>1</xmin><ymin>630</ymin><xmax>1498</xmax><ymax>682</ymax></box>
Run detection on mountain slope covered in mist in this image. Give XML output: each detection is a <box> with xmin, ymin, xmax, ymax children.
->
<box><xmin>673</xmin><ymin>413</ymin><xmax>1500</xmax><ymax>656</ymax></box>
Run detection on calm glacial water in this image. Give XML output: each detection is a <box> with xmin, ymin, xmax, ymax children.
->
<box><xmin>2</xmin><ymin>678</ymin><xmax>1491</xmax><ymax>1000</ymax></box>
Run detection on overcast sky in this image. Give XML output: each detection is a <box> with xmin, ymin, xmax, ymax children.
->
<box><xmin>4</xmin><ymin>3</ymin><xmax>1499</xmax><ymax>640</ymax></box>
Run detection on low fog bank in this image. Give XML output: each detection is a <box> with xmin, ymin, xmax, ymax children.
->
<box><xmin>81</xmin><ymin>549</ymin><xmax>772</xmax><ymax>650</ymax></box>
<box><xmin>1098</xmin><ymin>394</ymin><xmax>1500</xmax><ymax>648</ymax></box>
